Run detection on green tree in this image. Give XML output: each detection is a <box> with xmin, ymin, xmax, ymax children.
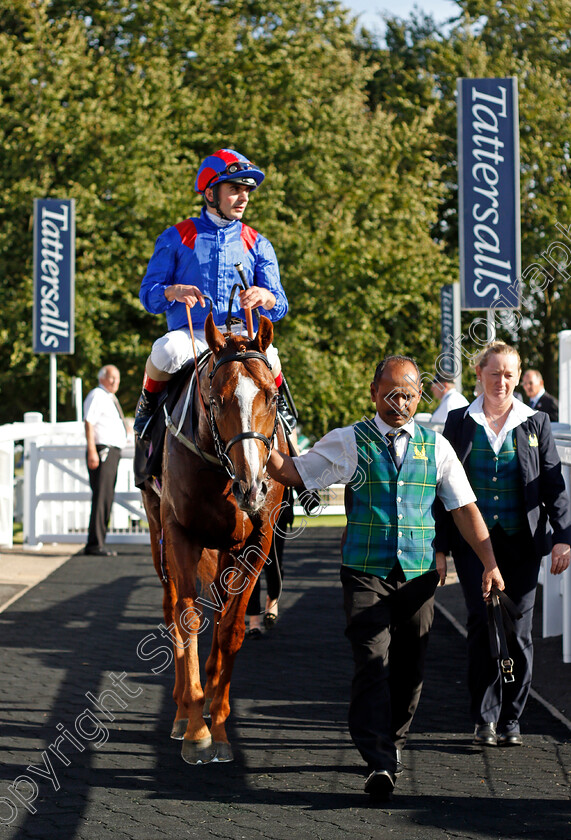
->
<box><xmin>1</xmin><ymin>0</ymin><xmax>448</xmax><ymax>437</ymax></box>
<box><xmin>358</xmin><ymin>1</ymin><xmax>571</xmax><ymax>394</ymax></box>
<box><xmin>0</xmin><ymin>1</ymin><xmax>201</xmax><ymax>419</ymax></box>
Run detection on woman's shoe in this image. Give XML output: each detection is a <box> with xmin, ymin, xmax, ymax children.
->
<box><xmin>473</xmin><ymin>722</ymin><xmax>497</xmax><ymax>745</ymax></box>
<box><xmin>264</xmin><ymin>611</ymin><xmax>278</xmax><ymax>629</ymax></box>
<box><xmin>497</xmin><ymin>729</ymin><xmax>522</xmax><ymax>746</ymax></box>
<box><xmin>264</xmin><ymin>598</ymin><xmax>278</xmax><ymax>629</ymax></box>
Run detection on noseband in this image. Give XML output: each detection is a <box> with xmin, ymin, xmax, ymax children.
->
<box><xmin>208</xmin><ymin>350</ymin><xmax>279</xmax><ymax>479</ymax></box>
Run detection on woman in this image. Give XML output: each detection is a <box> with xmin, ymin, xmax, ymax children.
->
<box><xmin>435</xmin><ymin>341</ymin><xmax>570</xmax><ymax>746</ymax></box>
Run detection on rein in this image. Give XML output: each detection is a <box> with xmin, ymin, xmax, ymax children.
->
<box><xmin>186</xmin><ymin>302</ymin><xmax>209</xmax><ymax>417</ymax></box>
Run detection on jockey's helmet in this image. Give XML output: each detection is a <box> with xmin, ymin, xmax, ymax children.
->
<box><xmin>194</xmin><ymin>149</ymin><xmax>265</xmax><ymax>194</ymax></box>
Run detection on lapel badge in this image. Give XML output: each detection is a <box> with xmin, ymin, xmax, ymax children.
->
<box><xmin>413</xmin><ymin>443</ymin><xmax>428</xmax><ymax>460</ymax></box>
<box><xmin>528</xmin><ymin>433</ymin><xmax>538</xmax><ymax>447</ymax></box>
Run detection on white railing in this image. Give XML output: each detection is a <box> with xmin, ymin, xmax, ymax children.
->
<box><xmin>1</xmin><ymin>412</ymin><xmax>147</xmax><ymax>548</ymax></box>
<box><xmin>23</xmin><ymin>441</ymin><xmax>147</xmax><ymax>546</ymax></box>
<box><xmin>544</xmin><ymin>427</ymin><xmax>571</xmax><ymax>663</ymax></box>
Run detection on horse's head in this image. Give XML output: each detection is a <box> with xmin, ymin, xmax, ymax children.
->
<box><xmin>204</xmin><ymin>313</ymin><xmax>278</xmax><ymax>514</ymax></box>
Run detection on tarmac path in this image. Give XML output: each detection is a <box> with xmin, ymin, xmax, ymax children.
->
<box><xmin>0</xmin><ymin>528</ymin><xmax>569</xmax><ymax>839</ymax></box>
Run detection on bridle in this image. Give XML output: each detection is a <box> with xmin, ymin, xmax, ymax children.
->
<box><xmin>208</xmin><ymin>350</ymin><xmax>279</xmax><ymax>479</ymax></box>
<box><xmin>167</xmin><ymin>294</ymin><xmax>278</xmax><ymax>479</ymax></box>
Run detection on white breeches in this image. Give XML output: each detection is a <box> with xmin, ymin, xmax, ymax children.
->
<box><xmin>150</xmin><ymin>326</ymin><xmax>280</xmax><ymax>375</ymax></box>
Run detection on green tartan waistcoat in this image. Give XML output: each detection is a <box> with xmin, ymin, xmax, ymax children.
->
<box><xmin>342</xmin><ymin>419</ymin><xmax>438</xmax><ymax>580</ymax></box>
<box><xmin>467</xmin><ymin>424</ymin><xmax>526</xmax><ymax>535</ymax></box>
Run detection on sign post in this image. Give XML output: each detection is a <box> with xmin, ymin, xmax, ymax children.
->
<box><xmin>440</xmin><ymin>283</ymin><xmax>462</xmax><ymax>388</ymax></box>
<box><xmin>33</xmin><ymin>199</ymin><xmax>75</xmax><ymax>422</ymax></box>
<box><xmin>457</xmin><ymin>77</ymin><xmax>521</xmax><ymax>321</ymax></box>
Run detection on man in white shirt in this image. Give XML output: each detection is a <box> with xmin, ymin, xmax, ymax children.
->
<box><xmin>83</xmin><ymin>365</ymin><xmax>127</xmax><ymax>556</ymax></box>
<box><xmin>429</xmin><ymin>373</ymin><xmax>469</xmax><ymax>424</ymax></box>
<box><xmin>268</xmin><ymin>355</ymin><xmax>502</xmax><ymax>801</ymax></box>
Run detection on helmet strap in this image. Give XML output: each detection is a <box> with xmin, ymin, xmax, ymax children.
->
<box><xmin>209</xmin><ymin>183</ymin><xmax>230</xmax><ymax>221</ymax></box>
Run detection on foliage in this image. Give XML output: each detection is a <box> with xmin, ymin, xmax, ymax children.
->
<box><xmin>357</xmin><ymin>0</ymin><xmax>571</xmax><ymax>395</ymax></box>
<box><xmin>0</xmin><ymin>0</ymin><xmax>446</xmax><ymax>436</ymax></box>
<box><xmin>6</xmin><ymin>1</ymin><xmax>570</xmax><ymax>428</ymax></box>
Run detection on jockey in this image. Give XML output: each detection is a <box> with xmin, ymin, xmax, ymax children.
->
<box><xmin>134</xmin><ymin>148</ymin><xmax>294</xmax><ymax>438</ymax></box>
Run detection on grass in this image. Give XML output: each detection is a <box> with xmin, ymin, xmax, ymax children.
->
<box><xmin>292</xmin><ymin>514</ymin><xmax>346</xmax><ymax>528</ymax></box>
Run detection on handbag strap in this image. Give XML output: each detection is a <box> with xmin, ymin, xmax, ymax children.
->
<box><xmin>486</xmin><ymin>587</ymin><xmax>520</xmax><ymax>684</ymax></box>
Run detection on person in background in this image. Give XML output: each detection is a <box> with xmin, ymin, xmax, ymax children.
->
<box><xmin>267</xmin><ymin>355</ymin><xmax>502</xmax><ymax>801</ymax></box>
<box><xmin>435</xmin><ymin>342</ymin><xmax>570</xmax><ymax>747</ymax></box>
<box><xmin>83</xmin><ymin>365</ymin><xmax>127</xmax><ymax>556</ymax></box>
<box><xmin>245</xmin><ymin>487</ymin><xmax>294</xmax><ymax>637</ymax></box>
<box><xmin>521</xmin><ymin>369</ymin><xmax>559</xmax><ymax>421</ymax></box>
<box><xmin>429</xmin><ymin>373</ymin><xmax>469</xmax><ymax>423</ymax></box>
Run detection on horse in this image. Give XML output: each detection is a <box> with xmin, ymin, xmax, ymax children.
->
<box><xmin>141</xmin><ymin>312</ymin><xmax>287</xmax><ymax>764</ymax></box>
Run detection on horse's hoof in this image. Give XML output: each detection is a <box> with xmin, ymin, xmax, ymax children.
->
<box><xmin>213</xmin><ymin>741</ymin><xmax>234</xmax><ymax>762</ymax></box>
<box><xmin>181</xmin><ymin>735</ymin><xmax>217</xmax><ymax>765</ymax></box>
<box><xmin>170</xmin><ymin>719</ymin><xmax>188</xmax><ymax>740</ymax></box>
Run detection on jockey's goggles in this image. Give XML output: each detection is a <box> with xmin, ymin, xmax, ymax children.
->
<box><xmin>206</xmin><ymin>162</ymin><xmax>258</xmax><ymax>188</ymax></box>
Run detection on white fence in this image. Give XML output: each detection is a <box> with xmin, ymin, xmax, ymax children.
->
<box><xmin>1</xmin><ymin>412</ymin><xmax>147</xmax><ymax>548</ymax></box>
<box><xmin>0</xmin><ymin>413</ymin><xmax>339</xmax><ymax>550</ymax></box>
<box><xmin>543</xmin><ymin>428</ymin><xmax>571</xmax><ymax>663</ymax></box>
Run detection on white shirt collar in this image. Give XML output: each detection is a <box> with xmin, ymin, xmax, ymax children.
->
<box><xmin>467</xmin><ymin>393</ymin><xmax>535</xmax><ymax>453</ymax></box>
<box><xmin>373</xmin><ymin>413</ymin><xmax>415</xmax><ymax>438</ymax></box>
<box><xmin>530</xmin><ymin>387</ymin><xmax>545</xmax><ymax>405</ymax></box>
<box><xmin>441</xmin><ymin>387</ymin><xmax>456</xmax><ymax>401</ymax></box>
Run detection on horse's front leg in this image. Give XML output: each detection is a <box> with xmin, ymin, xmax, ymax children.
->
<box><xmin>167</xmin><ymin>527</ymin><xmax>217</xmax><ymax>765</ymax></box>
<box><xmin>165</xmin><ymin>577</ymin><xmax>192</xmax><ymax>741</ymax></box>
<box><xmin>208</xmin><ymin>539</ymin><xmax>271</xmax><ymax>761</ymax></box>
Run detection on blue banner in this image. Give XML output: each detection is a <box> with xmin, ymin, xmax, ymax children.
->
<box><xmin>457</xmin><ymin>78</ymin><xmax>520</xmax><ymax>310</ymax></box>
<box><xmin>33</xmin><ymin>199</ymin><xmax>75</xmax><ymax>353</ymax></box>
<box><xmin>440</xmin><ymin>285</ymin><xmax>457</xmax><ymax>376</ymax></box>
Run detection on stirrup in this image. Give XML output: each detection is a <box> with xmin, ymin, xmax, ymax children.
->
<box><xmin>296</xmin><ymin>486</ymin><xmax>322</xmax><ymax>516</ymax></box>
<box><xmin>277</xmin><ymin>393</ymin><xmax>297</xmax><ymax>431</ymax></box>
<box><xmin>277</xmin><ymin>380</ymin><xmax>298</xmax><ymax>431</ymax></box>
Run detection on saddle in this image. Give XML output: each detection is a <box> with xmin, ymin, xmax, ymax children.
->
<box><xmin>134</xmin><ymin>354</ymin><xmax>207</xmax><ymax>489</ymax></box>
<box><xmin>133</xmin><ymin>356</ymin><xmax>316</xmax><ymax>512</ymax></box>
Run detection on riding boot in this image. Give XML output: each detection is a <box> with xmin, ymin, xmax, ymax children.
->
<box><xmin>277</xmin><ymin>382</ymin><xmax>297</xmax><ymax>432</ymax></box>
<box><xmin>134</xmin><ymin>389</ymin><xmax>160</xmax><ymax>440</ymax></box>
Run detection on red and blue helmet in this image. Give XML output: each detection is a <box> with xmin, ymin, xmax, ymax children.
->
<box><xmin>194</xmin><ymin>149</ymin><xmax>265</xmax><ymax>194</ymax></box>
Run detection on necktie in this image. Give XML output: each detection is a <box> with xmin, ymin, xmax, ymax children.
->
<box><xmin>386</xmin><ymin>431</ymin><xmax>402</xmax><ymax>469</ymax></box>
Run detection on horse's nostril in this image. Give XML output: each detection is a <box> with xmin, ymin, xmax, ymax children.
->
<box><xmin>232</xmin><ymin>480</ymin><xmax>242</xmax><ymax>498</ymax></box>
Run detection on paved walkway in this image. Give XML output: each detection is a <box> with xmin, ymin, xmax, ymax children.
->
<box><xmin>0</xmin><ymin>529</ymin><xmax>569</xmax><ymax>839</ymax></box>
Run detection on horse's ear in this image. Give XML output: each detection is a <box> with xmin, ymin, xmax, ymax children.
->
<box><xmin>252</xmin><ymin>315</ymin><xmax>274</xmax><ymax>353</ymax></box>
<box><xmin>204</xmin><ymin>312</ymin><xmax>226</xmax><ymax>354</ymax></box>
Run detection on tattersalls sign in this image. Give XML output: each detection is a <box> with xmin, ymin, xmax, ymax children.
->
<box><xmin>33</xmin><ymin>199</ymin><xmax>75</xmax><ymax>353</ymax></box>
<box><xmin>457</xmin><ymin>78</ymin><xmax>521</xmax><ymax>310</ymax></box>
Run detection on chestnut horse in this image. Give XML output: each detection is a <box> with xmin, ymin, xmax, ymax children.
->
<box><xmin>141</xmin><ymin>313</ymin><xmax>286</xmax><ymax>764</ymax></box>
